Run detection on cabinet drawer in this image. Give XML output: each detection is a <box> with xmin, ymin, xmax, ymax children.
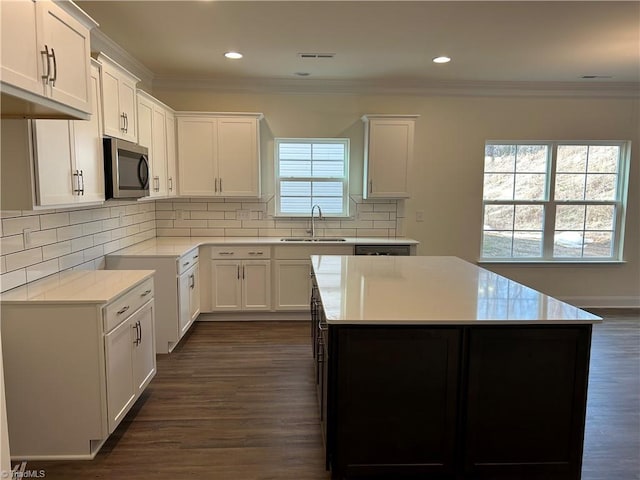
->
<box><xmin>274</xmin><ymin>245</ymin><xmax>353</xmax><ymax>259</ymax></box>
<box><xmin>104</xmin><ymin>278</ymin><xmax>154</xmax><ymax>333</ymax></box>
<box><xmin>177</xmin><ymin>248</ymin><xmax>200</xmax><ymax>275</ymax></box>
<box><xmin>210</xmin><ymin>246</ymin><xmax>271</xmax><ymax>259</ymax></box>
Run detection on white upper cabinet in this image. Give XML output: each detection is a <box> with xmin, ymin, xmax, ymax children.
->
<box><xmin>165</xmin><ymin>111</ymin><xmax>178</xmax><ymax>196</ymax></box>
<box><xmin>176</xmin><ymin>113</ymin><xmax>262</xmax><ymax>197</ymax></box>
<box><xmin>97</xmin><ymin>53</ymin><xmax>139</xmax><ymax>143</ymax></box>
<box><xmin>362</xmin><ymin>115</ymin><xmax>418</xmax><ymax>199</ymax></box>
<box><xmin>137</xmin><ymin>90</ymin><xmax>172</xmax><ymax>197</ymax></box>
<box><xmin>1</xmin><ymin>0</ymin><xmax>96</xmax><ymax>119</ymax></box>
<box><xmin>0</xmin><ymin>60</ymin><xmax>105</xmax><ymax>209</ymax></box>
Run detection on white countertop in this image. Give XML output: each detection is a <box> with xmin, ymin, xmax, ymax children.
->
<box><xmin>311</xmin><ymin>255</ymin><xmax>601</xmax><ymax>325</ymax></box>
<box><xmin>107</xmin><ymin>236</ymin><xmax>419</xmax><ymax>258</ymax></box>
<box><xmin>0</xmin><ymin>270</ymin><xmax>155</xmax><ymax>305</ymax></box>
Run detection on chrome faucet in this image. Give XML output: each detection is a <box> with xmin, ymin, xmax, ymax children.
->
<box><xmin>310</xmin><ymin>204</ymin><xmax>323</xmax><ymax>237</ymax></box>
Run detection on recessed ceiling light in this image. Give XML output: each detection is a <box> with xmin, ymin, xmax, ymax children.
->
<box><xmin>224</xmin><ymin>51</ymin><xmax>243</xmax><ymax>60</ymax></box>
<box><xmin>433</xmin><ymin>56</ymin><xmax>451</xmax><ymax>64</ymax></box>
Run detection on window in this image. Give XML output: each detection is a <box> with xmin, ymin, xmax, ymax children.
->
<box><xmin>275</xmin><ymin>138</ymin><xmax>349</xmax><ymax>216</ymax></box>
<box><xmin>481</xmin><ymin>141</ymin><xmax>630</xmax><ymax>261</ymax></box>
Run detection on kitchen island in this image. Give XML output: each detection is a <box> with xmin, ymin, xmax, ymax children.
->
<box><xmin>310</xmin><ymin>255</ymin><xmax>601</xmax><ymax>480</ymax></box>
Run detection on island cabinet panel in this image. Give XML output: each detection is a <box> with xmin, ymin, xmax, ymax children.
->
<box><xmin>463</xmin><ymin>326</ymin><xmax>591</xmax><ymax>480</ymax></box>
<box><xmin>329</xmin><ymin>326</ymin><xmax>461</xmax><ymax>478</ymax></box>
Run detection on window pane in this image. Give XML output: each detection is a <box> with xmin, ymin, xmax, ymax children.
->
<box><xmin>553</xmin><ymin>231</ymin><xmax>584</xmax><ymax>257</ymax></box>
<box><xmin>515</xmin><ymin>145</ymin><xmax>547</xmax><ymax>172</ymax></box>
<box><xmin>514</xmin><ymin>205</ymin><xmax>543</xmax><ymax>230</ymax></box>
<box><xmin>280</xmin><ymin>181</ymin><xmax>310</xmax><ymax>197</ymax></box>
<box><xmin>312</xmin><ymin>161</ymin><xmax>344</xmax><ymax>178</ymax></box>
<box><xmin>312</xmin><ymin>197</ymin><xmax>344</xmax><ymax>214</ymax></box>
<box><xmin>583</xmin><ymin>232</ymin><xmax>613</xmax><ymax>257</ymax></box>
<box><xmin>482</xmin><ymin>231</ymin><xmax>513</xmax><ymax>257</ymax></box>
<box><xmin>280</xmin><ymin>197</ymin><xmax>311</xmax><ymax>214</ymax></box>
<box><xmin>586</xmin><ymin>205</ymin><xmax>614</xmax><ymax>230</ymax></box>
<box><xmin>555</xmin><ymin>205</ymin><xmax>585</xmax><ymax>230</ymax></box>
<box><xmin>555</xmin><ymin>173</ymin><xmax>585</xmax><ymax>200</ymax></box>
<box><xmin>557</xmin><ymin>145</ymin><xmax>588</xmax><ymax>172</ymax></box>
<box><xmin>585</xmin><ymin>174</ymin><xmax>617</xmax><ymax>200</ymax></box>
<box><xmin>514</xmin><ymin>173</ymin><xmax>545</xmax><ymax>200</ymax></box>
<box><xmin>587</xmin><ymin>146</ymin><xmax>619</xmax><ymax>173</ymax></box>
<box><xmin>279</xmin><ymin>143</ymin><xmax>311</xmax><ymax>160</ymax></box>
<box><xmin>513</xmin><ymin>231</ymin><xmax>542</xmax><ymax>257</ymax></box>
<box><xmin>280</xmin><ymin>160</ymin><xmax>311</xmax><ymax>177</ymax></box>
<box><xmin>312</xmin><ymin>181</ymin><xmax>343</xmax><ymax>197</ymax></box>
<box><xmin>312</xmin><ymin>143</ymin><xmax>345</xmax><ymax>160</ymax></box>
<box><xmin>484</xmin><ymin>144</ymin><xmax>516</xmax><ymax>172</ymax></box>
<box><xmin>483</xmin><ymin>173</ymin><xmax>514</xmax><ymax>200</ymax></box>
<box><xmin>484</xmin><ymin>205</ymin><xmax>514</xmax><ymax>230</ymax></box>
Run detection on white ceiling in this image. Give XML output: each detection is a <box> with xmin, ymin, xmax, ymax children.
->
<box><xmin>77</xmin><ymin>1</ymin><xmax>640</xmax><ymax>93</ymax></box>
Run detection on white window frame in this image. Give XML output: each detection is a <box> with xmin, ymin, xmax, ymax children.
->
<box><xmin>480</xmin><ymin>140</ymin><xmax>631</xmax><ymax>263</ymax></box>
<box><xmin>274</xmin><ymin>138</ymin><xmax>350</xmax><ymax>217</ymax></box>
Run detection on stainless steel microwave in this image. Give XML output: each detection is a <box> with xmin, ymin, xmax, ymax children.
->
<box><xmin>103</xmin><ymin>137</ymin><xmax>149</xmax><ymax>199</ymax></box>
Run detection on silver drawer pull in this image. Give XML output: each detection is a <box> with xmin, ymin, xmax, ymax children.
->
<box><xmin>117</xmin><ymin>305</ymin><xmax>130</xmax><ymax>315</ymax></box>
<box><xmin>219</xmin><ymin>252</ymin><xmax>234</xmax><ymax>255</ymax></box>
<box><xmin>193</xmin><ymin>255</ymin><xmax>199</xmax><ymax>259</ymax></box>
<box><xmin>249</xmin><ymin>251</ymin><xmax>263</xmax><ymax>255</ymax></box>
<box><xmin>140</xmin><ymin>289</ymin><xmax>152</xmax><ymax>297</ymax></box>
<box><xmin>183</xmin><ymin>261</ymin><xmax>190</xmax><ymax>267</ymax></box>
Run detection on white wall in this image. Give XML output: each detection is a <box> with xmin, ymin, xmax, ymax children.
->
<box><xmin>155</xmin><ymin>88</ymin><xmax>639</xmax><ymax>306</ymax></box>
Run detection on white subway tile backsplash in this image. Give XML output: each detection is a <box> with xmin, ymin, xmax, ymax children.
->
<box><xmin>69</xmin><ymin>209</ymin><xmax>94</xmax><ymax>225</ymax></box>
<box><xmin>58</xmin><ymin>251</ymin><xmax>85</xmax><ymax>270</ymax></box>
<box><xmin>174</xmin><ymin>219</ymin><xmax>208</xmax><ymax>228</ymax></box>
<box><xmin>40</xmin><ymin>212</ymin><xmax>70</xmax><ymax>230</ymax></box>
<box><xmin>42</xmin><ymin>241</ymin><xmax>72</xmax><ymax>260</ymax></box>
<box><xmin>6</xmin><ymin>248</ymin><xmax>43</xmax><ymax>271</ymax></box>
<box><xmin>57</xmin><ymin>224</ymin><xmax>83</xmax><ymax>241</ymax></box>
<box><xmin>190</xmin><ymin>211</ymin><xmax>225</xmax><ymax>220</ymax></box>
<box><xmin>102</xmin><ymin>218</ymin><xmax>120</xmax><ymax>230</ymax></box>
<box><xmin>1</xmin><ymin>235</ymin><xmax>25</xmax><ymax>255</ymax></box>
<box><xmin>1</xmin><ymin>269</ymin><xmax>27</xmax><ymax>293</ymax></box>
<box><xmin>71</xmin><ymin>235</ymin><xmax>94</xmax><ymax>253</ymax></box>
<box><xmin>0</xmin><ymin>257</ymin><xmax>5</xmax><ymax>274</ymax></box>
<box><xmin>225</xmin><ymin>228</ymin><xmax>258</xmax><ymax>237</ymax></box>
<box><xmin>82</xmin><ymin>220</ymin><xmax>103</xmax><ymax>236</ymax></box>
<box><xmin>26</xmin><ymin>259</ymin><xmax>59</xmax><ymax>283</ymax></box>
<box><xmin>30</xmin><ymin>229</ymin><xmax>58</xmax><ymax>248</ymax></box>
<box><xmin>2</xmin><ymin>215</ymin><xmax>40</xmax><ymax>236</ymax></box>
<box><xmin>208</xmin><ymin>219</ymin><xmax>242</xmax><ymax>228</ymax></box>
<box><xmin>83</xmin><ymin>245</ymin><xmax>104</xmax><ymax>262</ymax></box>
<box><xmin>190</xmin><ymin>228</ymin><xmax>225</xmax><ymax>237</ymax></box>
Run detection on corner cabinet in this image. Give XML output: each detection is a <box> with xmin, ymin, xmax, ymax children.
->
<box><xmin>0</xmin><ymin>0</ymin><xmax>96</xmax><ymax>119</ymax></box>
<box><xmin>106</xmin><ymin>249</ymin><xmax>200</xmax><ymax>354</ymax></box>
<box><xmin>96</xmin><ymin>53</ymin><xmax>139</xmax><ymax>143</ymax></box>
<box><xmin>176</xmin><ymin>113</ymin><xmax>263</xmax><ymax>197</ymax></box>
<box><xmin>0</xmin><ymin>273</ymin><xmax>156</xmax><ymax>460</ymax></box>
<box><xmin>0</xmin><ymin>60</ymin><xmax>105</xmax><ymax>210</ymax></box>
<box><xmin>361</xmin><ymin>114</ymin><xmax>418</xmax><ymax>199</ymax></box>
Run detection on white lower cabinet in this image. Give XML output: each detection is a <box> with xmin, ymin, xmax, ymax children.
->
<box><xmin>210</xmin><ymin>246</ymin><xmax>271</xmax><ymax>311</ymax></box>
<box><xmin>106</xmin><ymin>248</ymin><xmax>200</xmax><ymax>353</ymax></box>
<box><xmin>0</xmin><ymin>274</ymin><xmax>156</xmax><ymax>459</ymax></box>
<box><xmin>273</xmin><ymin>245</ymin><xmax>354</xmax><ymax>311</ymax></box>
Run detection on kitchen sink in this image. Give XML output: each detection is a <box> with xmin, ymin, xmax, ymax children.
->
<box><xmin>280</xmin><ymin>237</ymin><xmax>347</xmax><ymax>242</ymax></box>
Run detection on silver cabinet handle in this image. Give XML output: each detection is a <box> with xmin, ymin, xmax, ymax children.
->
<box><xmin>72</xmin><ymin>170</ymin><xmax>82</xmax><ymax>194</ymax></box>
<box><xmin>169</xmin><ymin>177</ymin><xmax>173</xmax><ymax>191</ymax></box>
<box><xmin>183</xmin><ymin>261</ymin><xmax>190</xmax><ymax>267</ymax></box>
<box><xmin>132</xmin><ymin>323</ymin><xmax>139</xmax><ymax>345</ymax></box>
<box><xmin>219</xmin><ymin>178</ymin><xmax>222</xmax><ymax>193</ymax></box>
<box><xmin>214</xmin><ymin>177</ymin><xmax>218</xmax><ymax>193</ymax></box>
<box><xmin>219</xmin><ymin>252</ymin><xmax>234</xmax><ymax>255</ymax></box>
<box><xmin>190</xmin><ymin>274</ymin><xmax>195</xmax><ymax>289</ymax></box>
<box><xmin>369</xmin><ymin>179</ymin><xmax>373</xmax><ymax>193</ymax></box>
<box><xmin>79</xmin><ymin>170</ymin><xmax>84</xmax><ymax>195</ymax></box>
<box><xmin>248</xmin><ymin>251</ymin><xmax>264</xmax><ymax>256</ymax></box>
<box><xmin>120</xmin><ymin>113</ymin><xmax>126</xmax><ymax>132</ymax></box>
<box><xmin>41</xmin><ymin>45</ymin><xmax>52</xmax><ymax>84</ymax></box>
<box><xmin>137</xmin><ymin>320</ymin><xmax>142</xmax><ymax>344</ymax></box>
<box><xmin>117</xmin><ymin>305</ymin><xmax>130</xmax><ymax>315</ymax></box>
<box><xmin>193</xmin><ymin>255</ymin><xmax>199</xmax><ymax>259</ymax></box>
<box><xmin>125</xmin><ymin>113</ymin><xmax>129</xmax><ymax>133</ymax></box>
<box><xmin>242</xmin><ymin>265</ymin><xmax>245</xmax><ymax>280</ymax></box>
<box><xmin>154</xmin><ymin>176</ymin><xmax>160</xmax><ymax>192</ymax></box>
<box><xmin>141</xmin><ymin>289</ymin><xmax>152</xmax><ymax>297</ymax></box>
<box><xmin>50</xmin><ymin>47</ymin><xmax>57</xmax><ymax>86</ymax></box>
<box><xmin>237</xmin><ymin>265</ymin><xmax>240</xmax><ymax>279</ymax></box>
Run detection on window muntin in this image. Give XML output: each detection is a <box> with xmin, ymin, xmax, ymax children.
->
<box><xmin>481</xmin><ymin>141</ymin><xmax>628</xmax><ymax>261</ymax></box>
<box><xmin>275</xmin><ymin>138</ymin><xmax>349</xmax><ymax>216</ymax></box>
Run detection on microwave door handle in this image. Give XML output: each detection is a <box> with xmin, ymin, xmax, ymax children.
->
<box><xmin>138</xmin><ymin>155</ymin><xmax>150</xmax><ymax>189</ymax></box>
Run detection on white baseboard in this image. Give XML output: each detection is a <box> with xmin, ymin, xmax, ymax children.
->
<box><xmin>196</xmin><ymin>311</ymin><xmax>308</xmax><ymax>322</ymax></box>
<box><xmin>558</xmin><ymin>296</ymin><xmax>640</xmax><ymax>309</ymax></box>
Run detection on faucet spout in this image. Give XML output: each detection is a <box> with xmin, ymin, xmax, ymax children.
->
<box><xmin>310</xmin><ymin>204</ymin><xmax>323</xmax><ymax>238</ymax></box>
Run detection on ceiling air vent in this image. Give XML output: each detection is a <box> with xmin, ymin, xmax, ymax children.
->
<box><xmin>298</xmin><ymin>53</ymin><xmax>336</xmax><ymax>59</ymax></box>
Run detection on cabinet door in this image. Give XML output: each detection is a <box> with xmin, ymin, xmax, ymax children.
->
<box><xmin>364</xmin><ymin>118</ymin><xmax>414</xmax><ymax>199</ymax></box>
<box><xmin>242</xmin><ymin>260</ymin><xmax>271</xmax><ymax>310</ymax></box>
<box><xmin>165</xmin><ymin>112</ymin><xmax>178</xmax><ymax>196</ymax></box>
<box><xmin>100</xmin><ymin>63</ymin><xmax>122</xmax><ymax>138</ymax></box>
<box><xmin>137</xmin><ymin>95</ymin><xmax>153</xmax><ymax>149</ymax></box>
<box><xmin>0</xmin><ymin>0</ymin><xmax>41</xmax><ymax>96</ymax></box>
<box><xmin>217</xmin><ymin>117</ymin><xmax>260</xmax><ymax>197</ymax></box>
<box><xmin>36</xmin><ymin>0</ymin><xmax>91</xmax><ymax>113</ymax></box>
<box><xmin>151</xmin><ymin>104</ymin><xmax>168</xmax><ymax>197</ymax></box>
<box><xmin>72</xmin><ymin>62</ymin><xmax>104</xmax><ymax>203</ymax></box>
<box><xmin>274</xmin><ymin>260</ymin><xmax>311</xmax><ymax>311</ymax></box>
<box><xmin>189</xmin><ymin>262</ymin><xmax>201</xmax><ymax>322</ymax></box>
<box><xmin>105</xmin><ymin>317</ymin><xmax>136</xmax><ymax>433</ymax></box>
<box><xmin>32</xmin><ymin>119</ymin><xmax>75</xmax><ymax>206</ymax></box>
<box><xmin>210</xmin><ymin>260</ymin><xmax>242</xmax><ymax>311</ymax></box>
<box><xmin>177</xmin><ymin>117</ymin><xmax>217</xmax><ymax>196</ymax></box>
<box><xmin>132</xmin><ymin>302</ymin><xmax>156</xmax><ymax>394</ymax></box>
<box><xmin>119</xmin><ymin>77</ymin><xmax>137</xmax><ymax>142</ymax></box>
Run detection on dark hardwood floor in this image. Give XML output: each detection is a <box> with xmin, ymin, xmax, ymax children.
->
<box><xmin>18</xmin><ymin>311</ymin><xmax>640</xmax><ymax>480</ymax></box>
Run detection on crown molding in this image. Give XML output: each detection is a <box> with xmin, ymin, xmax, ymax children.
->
<box><xmin>90</xmin><ymin>29</ymin><xmax>155</xmax><ymax>89</ymax></box>
<box><xmin>152</xmin><ymin>75</ymin><xmax>640</xmax><ymax>98</ymax></box>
